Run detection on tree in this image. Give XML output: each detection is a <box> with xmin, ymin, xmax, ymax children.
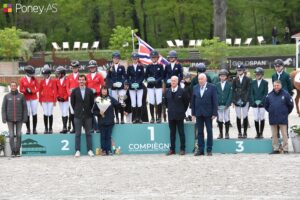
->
<box><xmin>213</xmin><ymin>0</ymin><xmax>227</xmax><ymax>41</ymax></box>
<box><xmin>108</xmin><ymin>26</ymin><xmax>138</xmax><ymax>60</ymax></box>
<box><xmin>200</xmin><ymin>37</ymin><xmax>228</xmax><ymax>70</ymax></box>
<box><xmin>0</xmin><ymin>27</ymin><xmax>21</xmax><ymax>60</ymax></box>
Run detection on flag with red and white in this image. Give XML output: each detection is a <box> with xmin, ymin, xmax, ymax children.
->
<box><xmin>135</xmin><ymin>34</ymin><xmax>168</xmax><ymax>66</ymax></box>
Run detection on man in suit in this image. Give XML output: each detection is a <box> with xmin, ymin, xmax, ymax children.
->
<box><xmin>71</xmin><ymin>75</ymin><xmax>95</xmax><ymax>157</ymax></box>
<box><xmin>165</xmin><ymin>76</ymin><xmax>189</xmax><ymax>155</ymax></box>
<box><xmin>192</xmin><ymin>73</ymin><xmax>218</xmax><ymax>156</ymax></box>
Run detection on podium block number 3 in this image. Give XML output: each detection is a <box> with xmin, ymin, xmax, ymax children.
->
<box><xmin>235</xmin><ymin>141</ymin><xmax>244</xmax><ymax>152</ymax></box>
<box><xmin>147</xmin><ymin>127</ymin><xmax>155</xmax><ymax>141</ymax></box>
<box><xmin>61</xmin><ymin>140</ymin><xmax>70</xmax><ymax>151</ymax></box>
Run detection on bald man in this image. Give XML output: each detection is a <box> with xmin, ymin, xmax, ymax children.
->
<box><xmin>192</xmin><ymin>73</ymin><xmax>218</xmax><ymax>156</ymax></box>
<box><xmin>165</xmin><ymin>76</ymin><xmax>189</xmax><ymax>155</ymax></box>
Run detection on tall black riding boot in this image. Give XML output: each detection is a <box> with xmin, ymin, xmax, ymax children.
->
<box><xmin>156</xmin><ymin>104</ymin><xmax>162</xmax><ymax>123</ymax></box>
<box><xmin>254</xmin><ymin>121</ymin><xmax>260</xmax><ymax>139</ymax></box>
<box><xmin>26</xmin><ymin>116</ymin><xmax>31</xmax><ymax>134</ymax></box>
<box><xmin>217</xmin><ymin>121</ymin><xmax>223</xmax><ymax>139</ymax></box>
<box><xmin>32</xmin><ymin>115</ymin><xmax>38</xmax><ymax>134</ymax></box>
<box><xmin>43</xmin><ymin>115</ymin><xmax>48</xmax><ymax>134</ymax></box>
<box><xmin>150</xmin><ymin>104</ymin><xmax>155</xmax><ymax>123</ymax></box>
<box><xmin>137</xmin><ymin>107</ymin><xmax>143</xmax><ymax>123</ymax></box>
<box><xmin>260</xmin><ymin>119</ymin><xmax>265</xmax><ymax>138</ymax></box>
<box><xmin>48</xmin><ymin>115</ymin><xmax>53</xmax><ymax>134</ymax></box>
<box><xmin>132</xmin><ymin>107</ymin><xmax>137</xmax><ymax>123</ymax></box>
<box><xmin>114</xmin><ymin>107</ymin><xmax>119</xmax><ymax>124</ymax></box>
<box><xmin>60</xmin><ymin>117</ymin><xmax>68</xmax><ymax>134</ymax></box>
<box><xmin>243</xmin><ymin>117</ymin><xmax>248</xmax><ymax>138</ymax></box>
<box><xmin>120</xmin><ymin>107</ymin><xmax>125</xmax><ymax>124</ymax></box>
<box><xmin>225</xmin><ymin>121</ymin><xmax>230</xmax><ymax>139</ymax></box>
<box><xmin>237</xmin><ymin>117</ymin><xmax>242</xmax><ymax>138</ymax></box>
<box><xmin>69</xmin><ymin>114</ymin><xmax>75</xmax><ymax>133</ymax></box>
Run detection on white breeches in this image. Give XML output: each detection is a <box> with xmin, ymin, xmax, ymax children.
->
<box><xmin>26</xmin><ymin>100</ymin><xmax>38</xmax><ymax>116</ymax></box>
<box><xmin>147</xmin><ymin>88</ymin><xmax>162</xmax><ymax>105</ymax></box>
<box><xmin>235</xmin><ymin>102</ymin><xmax>249</xmax><ymax>119</ymax></box>
<box><xmin>42</xmin><ymin>102</ymin><xmax>54</xmax><ymax>116</ymax></box>
<box><xmin>59</xmin><ymin>102</ymin><xmax>69</xmax><ymax>117</ymax></box>
<box><xmin>252</xmin><ymin>107</ymin><xmax>266</xmax><ymax>121</ymax></box>
<box><xmin>129</xmin><ymin>89</ymin><xmax>143</xmax><ymax>107</ymax></box>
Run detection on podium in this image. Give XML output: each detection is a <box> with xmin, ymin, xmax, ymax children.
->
<box><xmin>21</xmin><ymin>123</ymin><xmax>273</xmax><ymax>156</ymax></box>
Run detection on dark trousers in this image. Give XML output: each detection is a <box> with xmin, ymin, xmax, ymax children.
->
<box><xmin>100</xmin><ymin>125</ymin><xmax>114</xmax><ymax>153</ymax></box>
<box><xmin>168</xmin><ymin>119</ymin><xmax>185</xmax><ymax>151</ymax></box>
<box><xmin>196</xmin><ymin>116</ymin><xmax>213</xmax><ymax>153</ymax></box>
<box><xmin>7</xmin><ymin>122</ymin><xmax>23</xmax><ymax>153</ymax></box>
<box><xmin>74</xmin><ymin>117</ymin><xmax>93</xmax><ymax>151</ymax></box>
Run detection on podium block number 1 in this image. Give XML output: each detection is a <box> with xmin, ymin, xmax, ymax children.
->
<box><xmin>147</xmin><ymin>127</ymin><xmax>155</xmax><ymax>141</ymax></box>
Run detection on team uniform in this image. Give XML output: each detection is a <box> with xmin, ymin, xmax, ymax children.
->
<box><xmin>86</xmin><ymin>72</ymin><xmax>105</xmax><ymax>97</ymax></box>
<box><xmin>19</xmin><ymin>66</ymin><xmax>39</xmax><ymax>134</ymax></box>
<box><xmin>164</xmin><ymin>63</ymin><xmax>183</xmax><ymax>88</ymax></box>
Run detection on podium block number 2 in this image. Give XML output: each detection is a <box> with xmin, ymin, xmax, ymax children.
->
<box><xmin>235</xmin><ymin>141</ymin><xmax>244</xmax><ymax>152</ymax></box>
<box><xmin>61</xmin><ymin>140</ymin><xmax>70</xmax><ymax>151</ymax></box>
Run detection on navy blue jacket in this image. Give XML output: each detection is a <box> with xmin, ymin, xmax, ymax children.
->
<box><xmin>265</xmin><ymin>89</ymin><xmax>294</xmax><ymax>125</ymax></box>
<box><xmin>145</xmin><ymin>63</ymin><xmax>164</xmax><ymax>88</ymax></box>
<box><xmin>107</xmin><ymin>64</ymin><xmax>127</xmax><ymax>90</ymax></box>
<box><xmin>191</xmin><ymin>83</ymin><xmax>218</xmax><ymax>117</ymax></box>
<box><xmin>164</xmin><ymin>63</ymin><xmax>183</xmax><ymax>88</ymax></box>
<box><xmin>127</xmin><ymin>64</ymin><xmax>144</xmax><ymax>90</ymax></box>
<box><xmin>165</xmin><ymin>87</ymin><xmax>189</xmax><ymax>120</ymax></box>
<box><xmin>92</xmin><ymin>96</ymin><xmax>119</xmax><ymax>126</ymax></box>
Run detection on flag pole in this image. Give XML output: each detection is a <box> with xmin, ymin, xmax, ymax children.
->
<box><xmin>131</xmin><ymin>30</ymin><xmax>135</xmax><ymax>52</ymax></box>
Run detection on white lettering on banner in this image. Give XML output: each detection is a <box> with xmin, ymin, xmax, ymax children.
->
<box><xmin>232</xmin><ymin>60</ymin><xmax>267</xmax><ymax>67</ymax></box>
<box><xmin>15</xmin><ymin>3</ymin><xmax>58</xmax><ymax>14</ymax></box>
<box><xmin>128</xmin><ymin>143</ymin><xmax>170</xmax><ymax>152</ymax></box>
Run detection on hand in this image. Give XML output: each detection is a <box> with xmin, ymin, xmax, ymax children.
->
<box><xmin>192</xmin><ymin>116</ymin><xmax>196</xmax><ymax>122</ymax></box>
<box><xmin>211</xmin><ymin>115</ymin><xmax>216</xmax><ymax>120</ymax></box>
<box><xmin>69</xmin><ymin>88</ymin><xmax>74</xmax><ymax>93</ymax></box>
<box><xmin>26</xmin><ymin>88</ymin><xmax>32</xmax><ymax>94</ymax></box>
<box><xmin>124</xmin><ymin>112</ymin><xmax>128</xmax><ymax>116</ymax></box>
<box><xmin>100</xmin><ymin>111</ymin><xmax>105</xmax><ymax>117</ymax></box>
<box><xmin>57</xmin><ymin>97</ymin><xmax>65</xmax><ymax>102</ymax></box>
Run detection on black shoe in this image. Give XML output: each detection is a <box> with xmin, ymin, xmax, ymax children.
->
<box><xmin>243</xmin><ymin>133</ymin><xmax>247</xmax><ymax>139</ymax></box>
<box><xmin>48</xmin><ymin>128</ymin><xmax>53</xmax><ymax>134</ymax></box>
<box><xmin>225</xmin><ymin>133</ymin><xmax>229</xmax><ymax>139</ymax></box>
<box><xmin>217</xmin><ymin>134</ymin><xmax>223</xmax><ymax>139</ymax></box>
<box><xmin>194</xmin><ymin>151</ymin><xmax>204</xmax><ymax>156</ymax></box>
<box><xmin>156</xmin><ymin>118</ymin><xmax>161</xmax><ymax>123</ymax></box>
<box><xmin>33</xmin><ymin>130</ymin><xmax>38</xmax><ymax>134</ymax></box>
<box><xmin>207</xmin><ymin>152</ymin><xmax>212</xmax><ymax>156</ymax></box>
<box><xmin>70</xmin><ymin>129</ymin><xmax>75</xmax><ymax>134</ymax></box>
<box><xmin>166</xmin><ymin>150</ymin><xmax>175</xmax><ymax>156</ymax></box>
<box><xmin>255</xmin><ymin>134</ymin><xmax>260</xmax><ymax>139</ymax></box>
<box><xmin>238</xmin><ymin>133</ymin><xmax>243</xmax><ymax>139</ymax></box>
<box><xmin>44</xmin><ymin>129</ymin><xmax>48</xmax><ymax>134</ymax></box>
<box><xmin>116</xmin><ymin>119</ymin><xmax>119</xmax><ymax>124</ymax></box>
<box><xmin>150</xmin><ymin>118</ymin><xmax>155</xmax><ymax>123</ymax></box>
<box><xmin>121</xmin><ymin>120</ymin><xmax>125</xmax><ymax>124</ymax></box>
<box><xmin>269</xmin><ymin>150</ymin><xmax>280</xmax><ymax>154</ymax></box>
<box><xmin>283</xmin><ymin>151</ymin><xmax>289</xmax><ymax>154</ymax></box>
<box><xmin>90</xmin><ymin>129</ymin><xmax>95</xmax><ymax>133</ymax></box>
<box><xmin>15</xmin><ymin>151</ymin><xmax>21</xmax><ymax>157</ymax></box>
<box><xmin>60</xmin><ymin>129</ymin><xmax>68</xmax><ymax>134</ymax></box>
<box><xmin>26</xmin><ymin>129</ymin><xmax>31</xmax><ymax>135</ymax></box>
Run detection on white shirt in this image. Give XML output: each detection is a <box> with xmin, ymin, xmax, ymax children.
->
<box><xmin>114</xmin><ymin>64</ymin><xmax>119</xmax><ymax>71</ymax></box>
<box><xmin>200</xmin><ymin>83</ymin><xmax>207</xmax><ymax>97</ymax></box>
<box><xmin>91</xmin><ymin>72</ymin><xmax>96</xmax><ymax>80</ymax></box>
<box><xmin>45</xmin><ymin>77</ymin><xmax>50</xmax><ymax>85</ymax></box>
<box><xmin>73</xmin><ymin>72</ymin><xmax>78</xmax><ymax>79</ymax></box>
<box><xmin>257</xmin><ymin>79</ymin><xmax>262</xmax><ymax>87</ymax></box>
<box><xmin>171</xmin><ymin>62</ymin><xmax>175</xmax><ymax>70</ymax></box>
<box><xmin>26</xmin><ymin>75</ymin><xmax>31</xmax><ymax>82</ymax></box>
<box><xmin>133</xmin><ymin>64</ymin><xmax>137</xmax><ymax>71</ymax></box>
<box><xmin>171</xmin><ymin>86</ymin><xmax>178</xmax><ymax>93</ymax></box>
<box><xmin>239</xmin><ymin>74</ymin><xmax>244</xmax><ymax>84</ymax></box>
<box><xmin>221</xmin><ymin>81</ymin><xmax>226</xmax><ymax>91</ymax></box>
<box><xmin>60</xmin><ymin>77</ymin><xmax>65</xmax><ymax>85</ymax></box>
<box><xmin>277</xmin><ymin>71</ymin><xmax>282</xmax><ymax>80</ymax></box>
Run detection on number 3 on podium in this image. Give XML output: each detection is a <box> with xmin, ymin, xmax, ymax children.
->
<box><xmin>235</xmin><ymin>141</ymin><xmax>244</xmax><ymax>152</ymax></box>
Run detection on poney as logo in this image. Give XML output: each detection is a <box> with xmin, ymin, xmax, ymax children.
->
<box><xmin>3</xmin><ymin>3</ymin><xmax>12</xmax><ymax>13</ymax></box>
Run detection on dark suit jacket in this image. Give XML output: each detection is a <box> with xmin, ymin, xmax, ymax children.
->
<box><xmin>191</xmin><ymin>83</ymin><xmax>218</xmax><ymax>117</ymax></box>
<box><xmin>107</xmin><ymin>65</ymin><xmax>127</xmax><ymax>90</ymax></box>
<box><xmin>145</xmin><ymin>63</ymin><xmax>164</xmax><ymax>88</ymax></box>
<box><xmin>127</xmin><ymin>64</ymin><xmax>144</xmax><ymax>90</ymax></box>
<box><xmin>71</xmin><ymin>87</ymin><xmax>94</xmax><ymax>119</ymax></box>
<box><xmin>165</xmin><ymin>87</ymin><xmax>189</xmax><ymax>120</ymax></box>
<box><xmin>232</xmin><ymin>76</ymin><xmax>251</xmax><ymax>106</ymax></box>
<box><xmin>164</xmin><ymin>63</ymin><xmax>183</xmax><ymax>88</ymax></box>
<box><xmin>250</xmin><ymin>79</ymin><xmax>268</xmax><ymax>107</ymax></box>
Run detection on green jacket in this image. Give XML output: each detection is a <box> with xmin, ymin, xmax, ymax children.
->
<box><xmin>216</xmin><ymin>81</ymin><xmax>232</xmax><ymax>107</ymax></box>
<box><xmin>250</xmin><ymin>79</ymin><xmax>268</xmax><ymax>107</ymax></box>
<box><xmin>271</xmin><ymin>71</ymin><xmax>293</xmax><ymax>95</ymax></box>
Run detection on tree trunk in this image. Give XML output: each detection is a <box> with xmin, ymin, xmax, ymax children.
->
<box><xmin>129</xmin><ymin>0</ymin><xmax>141</xmax><ymax>36</ymax></box>
<box><xmin>213</xmin><ymin>0</ymin><xmax>227</xmax><ymax>41</ymax></box>
<box><xmin>141</xmin><ymin>0</ymin><xmax>147</xmax><ymax>42</ymax></box>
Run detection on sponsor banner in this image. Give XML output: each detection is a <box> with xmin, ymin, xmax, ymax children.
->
<box><xmin>20</xmin><ymin>123</ymin><xmax>272</xmax><ymax>156</ymax></box>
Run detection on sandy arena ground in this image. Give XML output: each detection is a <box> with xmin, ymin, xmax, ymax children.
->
<box><xmin>0</xmin><ymin>78</ymin><xmax>300</xmax><ymax>199</ymax></box>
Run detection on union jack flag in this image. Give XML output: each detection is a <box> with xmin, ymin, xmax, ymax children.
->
<box><xmin>134</xmin><ymin>34</ymin><xmax>168</xmax><ymax>66</ymax></box>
